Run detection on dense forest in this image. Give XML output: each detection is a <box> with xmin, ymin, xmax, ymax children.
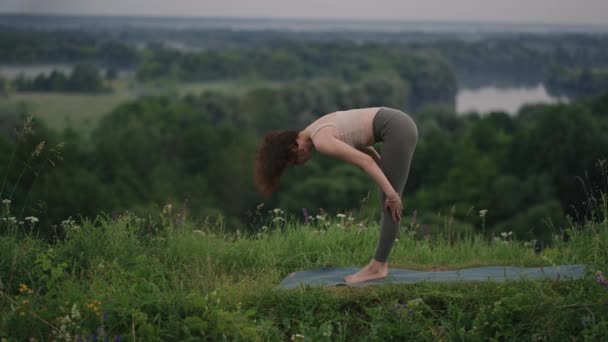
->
<box><xmin>2</xmin><ymin>82</ymin><xmax>608</xmax><ymax>244</ymax></box>
<box><xmin>1</xmin><ymin>26</ymin><xmax>608</xmax><ymax>245</ymax></box>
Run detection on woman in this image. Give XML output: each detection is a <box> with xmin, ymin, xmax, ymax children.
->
<box><xmin>254</xmin><ymin>107</ymin><xmax>418</xmax><ymax>284</ymax></box>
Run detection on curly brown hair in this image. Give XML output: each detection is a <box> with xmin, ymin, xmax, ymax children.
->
<box><xmin>254</xmin><ymin>130</ymin><xmax>300</xmax><ymax>197</ymax></box>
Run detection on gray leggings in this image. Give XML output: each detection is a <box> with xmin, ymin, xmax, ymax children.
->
<box><xmin>372</xmin><ymin>107</ymin><xmax>418</xmax><ymax>262</ymax></box>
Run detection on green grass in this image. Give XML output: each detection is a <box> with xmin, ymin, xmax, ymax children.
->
<box><xmin>0</xmin><ymin>91</ymin><xmax>131</xmax><ymax>134</ymax></box>
<box><xmin>1</xmin><ymin>207</ymin><xmax>607</xmax><ymax>341</ymax></box>
<box><xmin>0</xmin><ymin>77</ymin><xmax>277</xmax><ymax>135</ymax></box>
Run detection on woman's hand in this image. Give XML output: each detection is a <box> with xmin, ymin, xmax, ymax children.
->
<box><xmin>385</xmin><ymin>192</ymin><xmax>403</xmax><ymax>222</ymax></box>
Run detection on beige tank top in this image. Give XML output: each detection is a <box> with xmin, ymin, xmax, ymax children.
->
<box><xmin>307</xmin><ymin>108</ymin><xmax>377</xmax><ymax>148</ymax></box>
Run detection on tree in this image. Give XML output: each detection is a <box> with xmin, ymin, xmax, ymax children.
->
<box><xmin>67</xmin><ymin>63</ymin><xmax>104</xmax><ymax>92</ymax></box>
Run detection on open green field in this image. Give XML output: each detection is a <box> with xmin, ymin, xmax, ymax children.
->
<box><xmin>0</xmin><ymin>77</ymin><xmax>272</xmax><ymax>135</ymax></box>
<box><xmin>1</xmin><ymin>206</ymin><xmax>607</xmax><ymax>340</ymax></box>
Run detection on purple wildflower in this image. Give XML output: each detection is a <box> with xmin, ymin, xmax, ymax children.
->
<box><xmin>115</xmin><ymin>335</ymin><xmax>121</xmax><ymax>342</ymax></box>
<box><xmin>302</xmin><ymin>208</ymin><xmax>309</xmax><ymax>224</ymax></box>
<box><xmin>319</xmin><ymin>208</ymin><xmax>325</xmax><ymax>216</ymax></box>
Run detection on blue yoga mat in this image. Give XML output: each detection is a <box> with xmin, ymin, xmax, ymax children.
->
<box><xmin>278</xmin><ymin>264</ymin><xmax>587</xmax><ymax>289</ymax></box>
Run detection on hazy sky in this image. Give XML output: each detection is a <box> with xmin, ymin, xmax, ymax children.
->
<box><xmin>2</xmin><ymin>0</ymin><xmax>608</xmax><ymax>25</ymax></box>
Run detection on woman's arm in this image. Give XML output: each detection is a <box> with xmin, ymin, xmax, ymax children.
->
<box><xmin>313</xmin><ymin>135</ymin><xmax>396</xmax><ymax>200</ymax></box>
<box><xmin>314</xmin><ymin>135</ymin><xmax>402</xmax><ymax>221</ymax></box>
<box><xmin>358</xmin><ymin>146</ymin><xmax>381</xmax><ymax>166</ymax></box>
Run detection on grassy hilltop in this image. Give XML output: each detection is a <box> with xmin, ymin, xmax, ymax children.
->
<box><xmin>1</xmin><ymin>204</ymin><xmax>608</xmax><ymax>341</ymax></box>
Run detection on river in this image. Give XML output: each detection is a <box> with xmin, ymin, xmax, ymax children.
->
<box><xmin>456</xmin><ymin>84</ymin><xmax>569</xmax><ymax>114</ymax></box>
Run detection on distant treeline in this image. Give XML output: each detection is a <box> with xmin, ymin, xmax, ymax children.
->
<box><xmin>3</xmin><ymin>26</ymin><xmax>608</xmax><ymax>95</ymax></box>
<box><xmin>0</xmin><ymin>28</ymin><xmax>138</xmax><ymax>67</ymax></box>
<box><xmin>136</xmin><ymin>42</ymin><xmax>457</xmax><ymax>110</ymax></box>
<box><xmin>7</xmin><ymin>63</ymin><xmax>110</xmax><ymax>93</ymax></box>
<box><xmin>420</xmin><ymin>35</ymin><xmax>608</xmax><ymax>88</ymax></box>
<box><xmin>545</xmin><ymin>65</ymin><xmax>608</xmax><ymax>98</ymax></box>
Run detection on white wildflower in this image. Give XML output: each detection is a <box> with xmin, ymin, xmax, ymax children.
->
<box><xmin>348</xmin><ymin>216</ymin><xmax>355</xmax><ymax>221</ymax></box>
<box><xmin>25</xmin><ymin>216</ymin><xmax>39</xmax><ymax>224</ymax></box>
<box><xmin>291</xmin><ymin>333</ymin><xmax>305</xmax><ymax>341</ymax></box>
<box><xmin>316</xmin><ymin>215</ymin><xmax>325</xmax><ymax>221</ymax></box>
<box><xmin>479</xmin><ymin>209</ymin><xmax>488</xmax><ymax>217</ymax></box>
<box><xmin>337</xmin><ymin>213</ymin><xmax>346</xmax><ymax>218</ymax></box>
<box><xmin>508</xmin><ymin>231</ymin><xmax>513</xmax><ymax>236</ymax></box>
<box><xmin>70</xmin><ymin>304</ymin><xmax>80</xmax><ymax>320</ymax></box>
<box><xmin>2</xmin><ymin>199</ymin><xmax>10</xmax><ymax>205</ymax></box>
<box><xmin>501</xmin><ymin>232</ymin><xmax>507</xmax><ymax>238</ymax></box>
<box><xmin>273</xmin><ymin>216</ymin><xmax>284</xmax><ymax>222</ymax></box>
<box><xmin>273</xmin><ymin>208</ymin><xmax>283</xmax><ymax>215</ymax></box>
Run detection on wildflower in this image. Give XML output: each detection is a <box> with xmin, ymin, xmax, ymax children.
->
<box><xmin>348</xmin><ymin>216</ymin><xmax>355</xmax><ymax>221</ymax></box>
<box><xmin>25</xmin><ymin>216</ymin><xmax>39</xmax><ymax>224</ymax></box>
<box><xmin>87</xmin><ymin>300</ymin><xmax>102</xmax><ymax>315</ymax></box>
<box><xmin>302</xmin><ymin>208</ymin><xmax>309</xmax><ymax>224</ymax></box>
<box><xmin>316</xmin><ymin>215</ymin><xmax>325</xmax><ymax>221</ymax></box>
<box><xmin>501</xmin><ymin>232</ymin><xmax>507</xmax><ymax>238</ymax></box>
<box><xmin>479</xmin><ymin>209</ymin><xmax>488</xmax><ymax>218</ymax></box>
<box><xmin>272</xmin><ymin>216</ymin><xmax>284</xmax><ymax>222</ymax></box>
<box><xmin>1</xmin><ymin>199</ymin><xmax>10</xmax><ymax>206</ymax></box>
<box><xmin>337</xmin><ymin>213</ymin><xmax>346</xmax><ymax>219</ymax></box>
<box><xmin>71</xmin><ymin>304</ymin><xmax>81</xmax><ymax>320</ymax></box>
<box><xmin>18</xmin><ymin>283</ymin><xmax>33</xmax><ymax>294</ymax></box>
<box><xmin>273</xmin><ymin>208</ymin><xmax>282</xmax><ymax>215</ymax></box>
<box><xmin>22</xmin><ymin>300</ymin><xmax>30</xmax><ymax>305</ymax></box>
<box><xmin>290</xmin><ymin>334</ymin><xmax>305</xmax><ymax>340</ymax></box>
<box><xmin>31</xmin><ymin>141</ymin><xmax>46</xmax><ymax>157</ymax></box>
<box><xmin>411</xmin><ymin>209</ymin><xmax>417</xmax><ymax>226</ymax></box>
<box><xmin>256</xmin><ymin>203</ymin><xmax>264</xmax><ymax>210</ymax></box>
<box><xmin>596</xmin><ymin>271</ymin><xmax>608</xmax><ymax>289</ymax></box>
<box><xmin>390</xmin><ymin>303</ymin><xmax>414</xmax><ymax>315</ymax></box>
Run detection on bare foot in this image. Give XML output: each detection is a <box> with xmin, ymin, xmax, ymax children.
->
<box><xmin>344</xmin><ymin>260</ymin><xmax>388</xmax><ymax>284</ymax></box>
